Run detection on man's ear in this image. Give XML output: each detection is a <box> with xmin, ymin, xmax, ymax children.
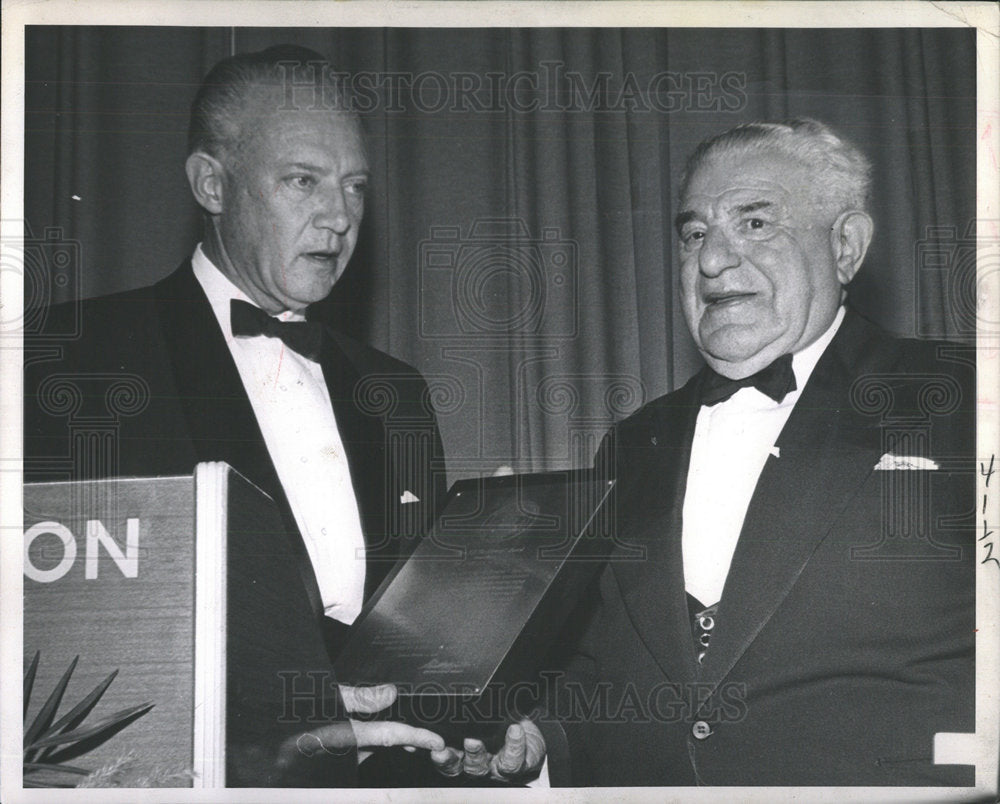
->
<box><xmin>830</xmin><ymin>210</ymin><xmax>874</xmax><ymax>285</ymax></box>
<box><xmin>185</xmin><ymin>152</ymin><xmax>226</xmax><ymax>215</ymax></box>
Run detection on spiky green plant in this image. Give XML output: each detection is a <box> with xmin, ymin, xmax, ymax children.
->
<box><xmin>23</xmin><ymin>652</ymin><xmax>153</xmax><ymax>788</ymax></box>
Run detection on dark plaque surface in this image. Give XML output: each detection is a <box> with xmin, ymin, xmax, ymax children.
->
<box><xmin>334</xmin><ymin>470</ymin><xmax>614</xmax><ymax>697</ymax></box>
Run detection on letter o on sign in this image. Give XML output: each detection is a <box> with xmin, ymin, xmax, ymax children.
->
<box><xmin>24</xmin><ymin>522</ymin><xmax>76</xmax><ymax>582</ymax></box>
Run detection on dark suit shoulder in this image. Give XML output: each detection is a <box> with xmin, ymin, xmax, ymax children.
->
<box><xmin>895</xmin><ymin>332</ymin><xmax>974</xmax><ymax>378</ymax></box>
<box><xmin>591</xmin><ymin>375</ymin><xmax>701</xmax><ymax>473</ymax></box>
<box><xmin>26</xmin><ymin>282</ymin><xmax>170</xmax><ymax>375</ymax></box>
<box><xmin>840</xmin><ymin>314</ymin><xmax>976</xmax><ymax>421</ymax></box>
<box><xmin>325</xmin><ymin>331</ymin><xmax>439</xmax><ymax>433</ymax></box>
<box><xmin>609</xmin><ymin>374</ymin><xmax>700</xmax><ymax>444</ymax></box>
<box><xmin>326</xmin><ymin>329</ymin><xmax>424</xmax><ymax>380</ymax></box>
<box><xmin>833</xmin><ymin>309</ymin><xmax>971</xmax><ymax>377</ymax></box>
<box><xmin>31</xmin><ymin>282</ymin><xmax>158</xmax><ymax>331</ymax></box>
<box><xmin>23</xmin><ymin>276</ymin><xmax>199</xmax><ymax>482</ymax></box>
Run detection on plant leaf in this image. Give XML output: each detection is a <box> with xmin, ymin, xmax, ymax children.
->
<box><xmin>23</xmin><ymin>655</ymin><xmax>78</xmax><ymax>752</ymax></box>
<box><xmin>26</xmin><ymin>702</ymin><xmax>153</xmax><ymax>751</ymax></box>
<box><xmin>35</xmin><ymin>669</ymin><xmax>119</xmax><ymax>760</ymax></box>
<box><xmin>24</xmin><ymin>651</ymin><xmax>40</xmax><ymax>720</ymax></box>
<box><xmin>23</xmin><ymin>761</ymin><xmax>90</xmax><ymax>775</ymax></box>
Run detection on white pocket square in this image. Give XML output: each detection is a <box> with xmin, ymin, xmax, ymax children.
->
<box><xmin>399</xmin><ymin>490</ymin><xmax>420</xmax><ymax>504</ymax></box>
<box><xmin>874</xmin><ymin>454</ymin><xmax>939</xmax><ymax>471</ymax></box>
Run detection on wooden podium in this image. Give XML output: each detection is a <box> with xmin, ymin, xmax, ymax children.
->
<box><xmin>23</xmin><ymin>463</ymin><xmax>347</xmax><ymax>788</ymax></box>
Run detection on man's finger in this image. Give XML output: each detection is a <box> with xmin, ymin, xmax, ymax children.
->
<box><xmin>350</xmin><ymin>720</ymin><xmax>445</xmax><ymax>752</ymax></box>
<box><xmin>340</xmin><ymin>683</ymin><xmax>397</xmax><ymax>714</ymax></box>
<box><xmin>520</xmin><ymin>718</ymin><xmax>547</xmax><ymax>768</ymax></box>
<box><xmin>491</xmin><ymin>722</ymin><xmax>527</xmax><ymax>779</ymax></box>
<box><xmin>276</xmin><ymin>721</ymin><xmax>358</xmax><ymax>769</ymax></box>
<box><xmin>430</xmin><ymin>746</ymin><xmax>464</xmax><ymax>777</ymax></box>
<box><xmin>462</xmin><ymin>737</ymin><xmax>491</xmax><ymax>776</ymax></box>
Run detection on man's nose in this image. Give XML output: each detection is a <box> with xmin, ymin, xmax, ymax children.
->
<box><xmin>313</xmin><ymin>187</ymin><xmax>351</xmax><ymax>234</ymax></box>
<box><xmin>698</xmin><ymin>226</ymin><xmax>740</xmax><ymax>277</ymax></box>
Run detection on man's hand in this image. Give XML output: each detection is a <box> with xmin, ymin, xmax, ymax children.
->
<box><xmin>340</xmin><ymin>682</ymin><xmax>396</xmax><ymax>714</ymax></box>
<box><xmin>342</xmin><ymin>684</ymin><xmax>444</xmax><ymax>762</ymax></box>
<box><xmin>430</xmin><ymin>719</ymin><xmax>545</xmax><ymax>783</ymax></box>
<box><xmin>278</xmin><ymin>684</ymin><xmax>445</xmax><ymax>768</ymax></box>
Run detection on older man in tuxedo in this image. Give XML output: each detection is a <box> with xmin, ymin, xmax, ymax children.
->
<box><xmin>434</xmin><ymin>119</ymin><xmax>976</xmax><ymax>787</ymax></box>
<box><xmin>24</xmin><ymin>45</ymin><xmax>447</xmax><ymax>785</ymax></box>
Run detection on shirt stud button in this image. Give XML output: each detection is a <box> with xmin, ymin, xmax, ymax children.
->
<box><xmin>692</xmin><ymin>720</ymin><xmax>712</xmax><ymax>740</ymax></box>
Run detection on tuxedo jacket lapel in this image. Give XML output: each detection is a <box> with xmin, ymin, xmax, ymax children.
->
<box><xmin>154</xmin><ymin>261</ymin><xmax>325</xmax><ymax>618</ymax></box>
<box><xmin>609</xmin><ymin>383</ymin><xmax>702</xmax><ymax>684</ymax></box>
<box><xmin>155</xmin><ymin>262</ymin><xmax>275</xmax><ymax>487</ymax></box>
<box><xmin>697</xmin><ymin>312</ymin><xmax>902</xmax><ymax>691</ymax></box>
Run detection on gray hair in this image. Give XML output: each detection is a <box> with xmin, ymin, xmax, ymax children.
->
<box><xmin>680</xmin><ymin>118</ymin><xmax>873</xmax><ymax>214</ymax></box>
<box><xmin>188</xmin><ymin>44</ymin><xmax>353</xmax><ymax>165</ymax></box>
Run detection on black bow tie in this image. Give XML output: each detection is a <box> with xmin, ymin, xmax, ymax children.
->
<box><xmin>230</xmin><ymin>299</ymin><xmax>325</xmax><ymax>361</ymax></box>
<box><xmin>700</xmin><ymin>353</ymin><xmax>797</xmax><ymax>406</ymax></box>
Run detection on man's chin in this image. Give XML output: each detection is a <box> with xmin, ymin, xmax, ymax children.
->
<box><xmin>284</xmin><ymin>283</ymin><xmax>339</xmax><ymax>311</ymax></box>
<box><xmin>700</xmin><ymin>324</ymin><xmax>772</xmax><ymax>357</ymax></box>
<box><xmin>699</xmin><ymin>333</ymin><xmax>787</xmax><ymax>378</ymax></box>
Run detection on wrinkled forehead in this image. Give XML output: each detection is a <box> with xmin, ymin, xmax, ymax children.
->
<box><xmin>232</xmin><ymin>81</ymin><xmax>357</xmax><ymax>135</ymax></box>
<box><xmin>235</xmin><ymin>101</ymin><xmax>367</xmax><ymax>165</ymax></box>
<box><xmin>678</xmin><ymin>184</ymin><xmax>795</xmax><ymax>225</ymax></box>
<box><xmin>680</xmin><ymin>149</ymin><xmax>812</xmax><ymax>218</ymax></box>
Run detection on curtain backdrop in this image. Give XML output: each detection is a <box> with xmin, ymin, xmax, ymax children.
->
<box><xmin>24</xmin><ymin>26</ymin><xmax>977</xmax><ymax>483</ymax></box>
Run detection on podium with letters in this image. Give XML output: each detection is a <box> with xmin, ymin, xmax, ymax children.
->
<box><xmin>22</xmin><ymin>463</ymin><xmax>344</xmax><ymax>788</ymax></box>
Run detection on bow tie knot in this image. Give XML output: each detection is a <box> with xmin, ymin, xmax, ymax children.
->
<box><xmin>230</xmin><ymin>299</ymin><xmax>324</xmax><ymax>361</ymax></box>
<box><xmin>700</xmin><ymin>353</ymin><xmax>797</xmax><ymax>406</ymax></box>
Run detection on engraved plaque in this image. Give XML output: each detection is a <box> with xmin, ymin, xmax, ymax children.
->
<box><xmin>335</xmin><ymin>470</ymin><xmax>615</xmax><ymax>700</ymax></box>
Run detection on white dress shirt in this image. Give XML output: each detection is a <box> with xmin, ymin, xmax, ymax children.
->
<box><xmin>682</xmin><ymin>306</ymin><xmax>845</xmax><ymax>607</ymax></box>
<box><xmin>192</xmin><ymin>245</ymin><xmax>367</xmax><ymax>624</ymax></box>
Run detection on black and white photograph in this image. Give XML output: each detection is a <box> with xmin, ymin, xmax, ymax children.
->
<box><xmin>2</xmin><ymin>2</ymin><xmax>998</xmax><ymax>800</ymax></box>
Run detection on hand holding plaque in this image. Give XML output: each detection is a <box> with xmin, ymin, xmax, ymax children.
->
<box><xmin>431</xmin><ymin>718</ymin><xmax>546</xmax><ymax>783</ymax></box>
<box><xmin>334</xmin><ymin>469</ymin><xmax>616</xmax><ymax>748</ymax></box>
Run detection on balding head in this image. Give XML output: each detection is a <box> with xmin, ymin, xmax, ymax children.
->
<box><xmin>188</xmin><ymin>44</ymin><xmax>357</xmax><ymax>170</ymax></box>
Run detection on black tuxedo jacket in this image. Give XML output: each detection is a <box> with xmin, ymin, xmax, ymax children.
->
<box><xmin>24</xmin><ymin>261</ymin><xmax>447</xmax><ymax>785</ymax></box>
<box><xmin>545</xmin><ymin>312</ymin><xmax>976</xmax><ymax>787</ymax></box>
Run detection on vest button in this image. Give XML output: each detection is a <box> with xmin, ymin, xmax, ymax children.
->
<box><xmin>692</xmin><ymin>720</ymin><xmax>712</xmax><ymax>740</ymax></box>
